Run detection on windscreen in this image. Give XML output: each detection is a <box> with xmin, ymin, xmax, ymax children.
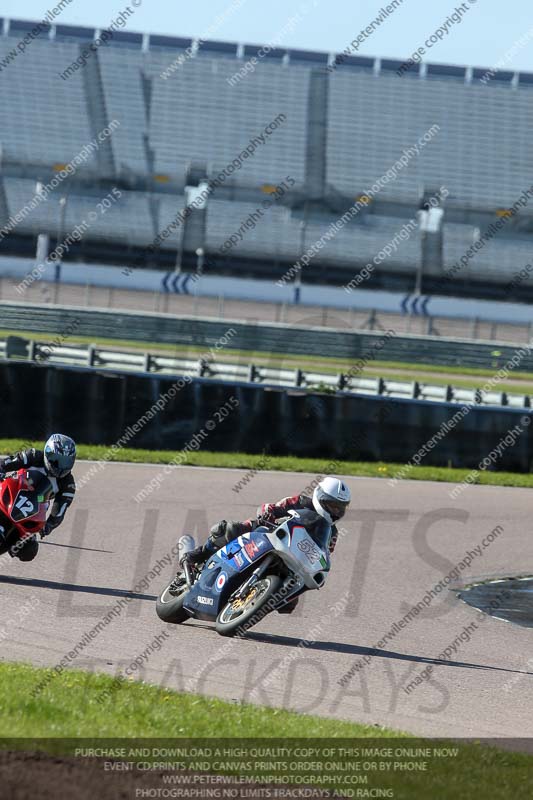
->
<box><xmin>24</xmin><ymin>469</ymin><xmax>54</xmax><ymax>500</ymax></box>
<box><xmin>292</xmin><ymin>508</ymin><xmax>332</xmax><ymax>551</ymax></box>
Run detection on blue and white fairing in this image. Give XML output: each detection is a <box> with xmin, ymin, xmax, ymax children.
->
<box><xmin>182</xmin><ymin>529</ymin><xmax>274</xmax><ymax>620</ymax></box>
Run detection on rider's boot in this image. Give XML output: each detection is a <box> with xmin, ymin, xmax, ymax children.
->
<box><xmin>180</xmin><ymin>541</ymin><xmax>215</xmax><ymax>570</ymax></box>
<box><xmin>169</xmin><ymin>541</ymin><xmax>216</xmax><ymax>594</ymax></box>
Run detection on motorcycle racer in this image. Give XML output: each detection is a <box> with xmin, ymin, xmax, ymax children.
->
<box><xmin>0</xmin><ymin>434</ymin><xmax>76</xmax><ymax>560</ymax></box>
<box><xmin>179</xmin><ymin>477</ymin><xmax>351</xmax><ymax>613</ymax></box>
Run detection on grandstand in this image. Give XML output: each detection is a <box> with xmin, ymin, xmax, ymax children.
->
<box><xmin>1</xmin><ymin>17</ymin><xmax>532</xmax><ymax>299</ymax></box>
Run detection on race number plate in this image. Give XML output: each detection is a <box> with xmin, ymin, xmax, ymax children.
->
<box><xmin>11</xmin><ymin>491</ymin><xmax>39</xmax><ymax>521</ymax></box>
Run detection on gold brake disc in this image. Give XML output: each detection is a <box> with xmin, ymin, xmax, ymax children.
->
<box><xmin>231</xmin><ymin>586</ymin><xmax>258</xmax><ymax>611</ymax></box>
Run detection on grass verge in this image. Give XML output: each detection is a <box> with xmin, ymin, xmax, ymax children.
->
<box><xmin>1</xmin><ymin>440</ymin><xmax>532</xmax><ymax>489</ymax></box>
<box><xmin>0</xmin><ymin>662</ymin><xmax>396</xmax><ymax>739</ymax></box>
<box><xmin>0</xmin><ymin>662</ymin><xmax>532</xmax><ymax>798</ymax></box>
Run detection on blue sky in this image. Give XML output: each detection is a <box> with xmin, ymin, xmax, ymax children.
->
<box><xmin>3</xmin><ymin>0</ymin><xmax>533</xmax><ymax>72</ymax></box>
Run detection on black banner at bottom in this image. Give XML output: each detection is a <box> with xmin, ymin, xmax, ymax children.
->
<box><xmin>0</xmin><ymin>737</ymin><xmax>532</xmax><ymax>799</ymax></box>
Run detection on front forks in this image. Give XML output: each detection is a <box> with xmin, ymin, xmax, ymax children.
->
<box><xmin>230</xmin><ymin>556</ymin><xmax>303</xmax><ymax>609</ymax></box>
<box><xmin>230</xmin><ymin>555</ymin><xmax>276</xmax><ymax>602</ymax></box>
<box><xmin>182</xmin><ymin>561</ymin><xmax>195</xmax><ymax>588</ymax></box>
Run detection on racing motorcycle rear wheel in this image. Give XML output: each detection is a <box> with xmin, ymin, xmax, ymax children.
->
<box><xmin>215</xmin><ymin>574</ymin><xmax>282</xmax><ymax>637</ymax></box>
<box><xmin>156</xmin><ymin>577</ymin><xmax>190</xmax><ymax>624</ymax></box>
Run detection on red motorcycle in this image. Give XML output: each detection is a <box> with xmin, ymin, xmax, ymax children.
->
<box><xmin>0</xmin><ymin>468</ymin><xmax>53</xmax><ymax>557</ymax></box>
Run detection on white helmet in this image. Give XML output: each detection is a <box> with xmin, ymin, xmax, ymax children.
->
<box><xmin>312</xmin><ymin>477</ymin><xmax>351</xmax><ymax>523</ymax></box>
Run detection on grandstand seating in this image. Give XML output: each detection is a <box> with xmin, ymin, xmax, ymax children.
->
<box><xmin>206</xmin><ymin>199</ymin><xmax>419</xmax><ymax>270</ymax></box>
<box><xmin>0</xmin><ymin>17</ymin><xmax>532</xmax><ymax>294</ymax></box>
<box><xmin>145</xmin><ymin>53</ymin><xmax>308</xmax><ymax>187</ymax></box>
<box><xmin>0</xmin><ymin>39</ymin><xmax>94</xmax><ymax>171</ymax></box>
<box><xmin>4</xmin><ymin>178</ymin><xmax>156</xmax><ymax>247</ymax></box>
<box><xmin>3</xmin><ymin>178</ymin><xmax>420</xmax><ymax>274</ymax></box>
<box><xmin>98</xmin><ymin>48</ymin><xmax>149</xmax><ymax>177</ymax></box>
<box><xmin>206</xmin><ymin>200</ymin><xmax>302</xmax><ymax>262</ymax></box>
<box><xmin>327</xmin><ymin>69</ymin><xmax>533</xmax><ymax>211</ymax></box>
<box><xmin>443</xmin><ymin>222</ymin><xmax>533</xmax><ymax>282</ymax></box>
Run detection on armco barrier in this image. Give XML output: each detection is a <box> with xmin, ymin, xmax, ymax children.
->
<box><xmin>0</xmin><ymin>361</ymin><xmax>531</xmax><ymax>471</ymax></box>
<box><xmin>3</xmin><ymin>335</ymin><xmax>530</xmax><ymax>407</ymax></box>
<box><xmin>0</xmin><ymin>301</ymin><xmax>532</xmax><ymax>370</ymax></box>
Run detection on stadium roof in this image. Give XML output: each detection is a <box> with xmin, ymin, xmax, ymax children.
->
<box><xmin>2</xmin><ymin>16</ymin><xmax>532</xmax><ymax>84</ymax></box>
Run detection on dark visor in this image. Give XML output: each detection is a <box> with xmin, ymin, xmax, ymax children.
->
<box><xmin>323</xmin><ymin>500</ymin><xmax>348</xmax><ymax>518</ymax></box>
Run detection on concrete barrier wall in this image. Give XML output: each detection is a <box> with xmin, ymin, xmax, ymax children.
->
<box><xmin>3</xmin><ymin>255</ymin><xmax>533</xmax><ymax>324</ymax></box>
<box><xmin>0</xmin><ymin>361</ymin><xmax>531</xmax><ymax>472</ymax></box>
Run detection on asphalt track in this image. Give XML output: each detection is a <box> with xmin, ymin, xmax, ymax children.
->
<box><xmin>2</xmin><ymin>461</ymin><xmax>533</xmax><ymax>739</ymax></box>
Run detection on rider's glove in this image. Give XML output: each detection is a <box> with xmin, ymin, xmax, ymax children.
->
<box><xmin>40</xmin><ymin>522</ymin><xmax>53</xmax><ymax>539</ymax></box>
<box><xmin>256</xmin><ymin>503</ymin><xmax>276</xmax><ymax>525</ymax></box>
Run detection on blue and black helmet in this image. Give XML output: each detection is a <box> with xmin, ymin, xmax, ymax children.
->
<box><xmin>44</xmin><ymin>434</ymin><xmax>76</xmax><ymax>478</ymax></box>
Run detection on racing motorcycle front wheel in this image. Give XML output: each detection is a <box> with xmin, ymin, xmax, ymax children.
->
<box><xmin>156</xmin><ymin>577</ymin><xmax>190</xmax><ymax>624</ymax></box>
<box><xmin>215</xmin><ymin>574</ymin><xmax>283</xmax><ymax>637</ymax></box>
